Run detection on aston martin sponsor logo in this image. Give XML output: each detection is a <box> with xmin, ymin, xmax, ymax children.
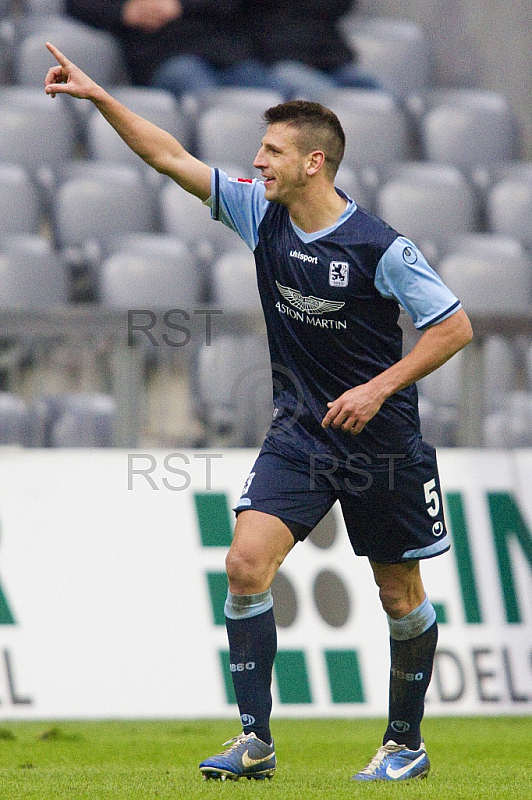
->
<box><xmin>275</xmin><ymin>282</ymin><xmax>345</xmax><ymax>315</ymax></box>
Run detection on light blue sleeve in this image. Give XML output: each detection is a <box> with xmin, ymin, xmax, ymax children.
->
<box><xmin>204</xmin><ymin>168</ymin><xmax>269</xmax><ymax>251</ymax></box>
<box><xmin>375</xmin><ymin>236</ymin><xmax>461</xmax><ymax>329</ymax></box>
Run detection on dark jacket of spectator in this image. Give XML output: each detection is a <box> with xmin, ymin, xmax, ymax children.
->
<box><xmin>66</xmin><ymin>0</ymin><xmax>251</xmax><ymax>84</ymax></box>
<box><xmin>243</xmin><ymin>0</ymin><xmax>357</xmax><ymax>72</ymax></box>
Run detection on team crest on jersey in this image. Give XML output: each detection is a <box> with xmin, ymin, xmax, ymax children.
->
<box><xmin>329</xmin><ymin>261</ymin><xmax>349</xmax><ymax>287</ymax></box>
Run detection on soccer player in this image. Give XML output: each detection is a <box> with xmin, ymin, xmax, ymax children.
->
<box><xmin>45</xmin><ymin>42</ymin><xmax>473</xmax><ymax>783</ymax></box>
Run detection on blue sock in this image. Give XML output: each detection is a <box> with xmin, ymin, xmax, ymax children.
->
<box><xmin>384</xmin><ymin>596</ymin><xmax>438</xmax><ymax>750</ymax></box>
<box><xmin>225</xmin><ymin>590</ymin><xmax>276</xmax><ymax>745</ymax></box>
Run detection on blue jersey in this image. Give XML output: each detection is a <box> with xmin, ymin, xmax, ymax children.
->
<box><xmin>207</xmin><ymin>170</ymin><xmax>461</xmax><ymax>470</ymax></box>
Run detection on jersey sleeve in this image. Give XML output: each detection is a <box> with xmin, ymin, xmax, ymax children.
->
<box><xmin>375</xmin><ymin>236</ymin><xmax>461</xmax><ymax>329</ymax></box>
<box><xmin>203</xmin><ymin>168</ymin><xmax>269</xmax><ymax>251</ymax></box>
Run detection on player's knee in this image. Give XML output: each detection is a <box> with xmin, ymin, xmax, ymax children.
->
<box><xmin>378</xmin><ymin>583</ymin><xmax>408</xmax><ymax>617</ymax></box>
<box><xmin>378</xmin><ymin>579</ymin><xmax>425</xmax><ymax>618</ymax></box>
<box><xmin>225</xmin><ymin>548</ymin><xmax>269</xmax><ymax>594</ymax></box>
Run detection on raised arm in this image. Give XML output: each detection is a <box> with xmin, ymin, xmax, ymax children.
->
<box><xmin>44</xmin><ymin>42</ymin><xmax>211</xmax><ymax>200</ymax></box>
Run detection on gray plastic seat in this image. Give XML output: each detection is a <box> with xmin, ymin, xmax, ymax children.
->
<box><xmin>159</xmin><ymin>176</ymin><xmax>246</xmax><ymax>261</ymax></box>
<box><xmin>484</xmin><ymin>391</ymin><xmax>532</xmax><ymax>448</ymax></box>
<box><xmin>86</xmin><ymin>87</ymin><xmax>190</xmax><ymax>164</ymax></box>
<box><xmin>327</xmin><ymin>90</ymin><xmax>414</xmax><ymax>168</ymax></box>
<box><xmin>0</xmin><ymin>392</ymin><xmax>28</xmax><ymax>445</ymax></box>
<box><xmin>0</xmin><ymin>234</ymin><xmax>67</xmax><ymax>307</ymax></box>
<box><xmin>197</xmin><ymin>106</ymin><xmax>265</xmax><ymax>173</ymax></box>
<box><xmin>21</xmin><ymin>0</ymin><xmax>65</xmax><ymax>12</ymax></box>
<box><xmin>0</xmin><ymin>33</ymin><xmax>8</xmax><ymax>84</ymax></box>
<box><xmin>417</xmin><ymin>395</ymin><xmax>458</xmax><ymax>447</ymax></box>
<box><xmin>410</xmin><ymin>89</ymin><xmax>519</xmax><ymax>169</ymax></box>
<box><xmin>375</xmin><ymin>162</ymin><xmax>477</xmax><ymax>255</ymax></box>
<box><xmin>440</xmin><ymin>232</ymin><xmax>528</xmax><ymax>261</ymax></box>
<box><xmin>211</xmin><ymin>248</ymin><xmax>261</xmax><ymax>312</ymax></box>
<box><xmin>195</xmin><ymin>331</ymin><xmax>272</xmax><ymax>446</ymax></box>
<box><xmin>30</xmin><ymin>393</ymin><xmax>116</xmax><ymax>447</ymax></box>
<box><xmin>0</xmin><ymin>163</ymin><xmax>41</xmax><ymax>234</ymax></box>
<box><xmin>486</xmin><ymin>176</ymin><xmax>532</xmax><ymax>250</ymax></box>
<box><xmin>340</xmin><ymin>16</ymin><xmax>432</xmax><ymax>97</ymax></box>
<box><xmin>335</xmin><ymin>164</ymin><xmax>373</xmax><ymax>209</ymax></box>
<box><xmin>52</xmin><ymin>162</ymin><xmax>157</xmax><ymax>250</ymax></box>
<box><xmin>98</xmin><ymin>235</ymin><xmax>199</xmax><ymax>310</ymax></box>
<box><xmin>13</xmin><ymin>14</ymin><xmax>126</xmax><ymax>87</ymax></box>
<box><xmin>0</xmin><ymin>88</ymin><xmax>77</xmax><ymax>172</ymax></box>
<box><xmin>438</xmin><ymin>249</ymin><xmax>531</xmax><ymax>313</ymax></box>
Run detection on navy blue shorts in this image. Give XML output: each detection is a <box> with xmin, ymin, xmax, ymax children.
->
<box><xmin>234</xmin><ymin>439</ymin><xmax>449</xmax><ymax>564</ymax></box>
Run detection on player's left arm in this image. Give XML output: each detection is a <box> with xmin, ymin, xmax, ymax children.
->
<box><xmin>322</xmin><ymin>307</ymin><xmax>473</xmax><ymax>435</ymax></box>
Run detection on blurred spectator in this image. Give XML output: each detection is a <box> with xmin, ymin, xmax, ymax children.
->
<box><xmin>244</xmin><ymin>0</ymin><xmax>382</xmax><ymax>99</ymax></box>
<box><xmin>66</xmin><ymin>0</ymin><xmax>288</xmax><ymax>96</ymax></box>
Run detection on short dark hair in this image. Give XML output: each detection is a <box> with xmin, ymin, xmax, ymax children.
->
<box><xmin>263</xmin><ymin>100</ymin><xmax>345</xmax><ymax>178</ymax></box>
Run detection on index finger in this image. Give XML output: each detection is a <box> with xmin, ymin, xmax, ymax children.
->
<box><xmin>45</xmin><ymin>41</ymin><xmax>70</xmax><ymax>67</ymax></box>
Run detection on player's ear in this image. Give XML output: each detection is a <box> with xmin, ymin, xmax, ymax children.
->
<box><xmin>306</xmin><ymin>150</ymin><xmax>326</xmax><ymax>176</ymax></box>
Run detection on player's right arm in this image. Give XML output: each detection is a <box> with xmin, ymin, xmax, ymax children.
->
<box><xmin>43</xmin><ymin>42</ymin><xmax>211</xmax><ymax>200</ymax></box>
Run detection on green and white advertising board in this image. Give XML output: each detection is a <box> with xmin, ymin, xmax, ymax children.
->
<box><xmin>0</xmin><ymin>448</ymin><xmax>530</xmax><ymax>718</ymax></box>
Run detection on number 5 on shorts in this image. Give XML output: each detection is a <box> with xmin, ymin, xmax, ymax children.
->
<box><xmin>423</xmin><ymin>478</ymin><xmax>440</xmax><ymax>517</ymax></box>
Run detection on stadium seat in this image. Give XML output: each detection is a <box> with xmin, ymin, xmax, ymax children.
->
<box><xmin>28</xmin><ymin>393</ymin><xmax>116</xmax><ymax>447</ymax></box>
<box><xmin>484</xmin><ymin>391</ymin><xmax>532</xmax><ymax>447</ymax></box>
<box><xmin>335</xmin><ymin>164</ymin><xmax>373</xmax><ymax>210</ymax></box>
<box><xmin>159</xmin><ymin>176</ymin><xmax>247</xmax><ymax>264</ymax></box>
<box><xmin>11</xmin><ymin>14</ymin><xmax>126</xmax><ymax>87</ymax></box>
<box><xmin>0</xmin><ymin>392</ymin><xmax>28</xmax><ymax>446</ymax></box>
<box><xmin>471</xmin><ymin>159</ymin><xmax>532</xmax><ymax>194</ymax></box>
<box><xmin>0</xmin><ymin>234</ymin><xmax>67</xmax><ymax>307</ymax></box>
<box><xmin>485</xmin><ymin>175</ymin><xmax>532</xmax><ymax>250</ymax></box>
<box><xmin>0</xmin><ymin>163</ymin><xmax>41</xmax><ymax>235</ymax></box>
<box><xmin>437</xmin><ymin>249</ymin><xmax>532</xmax><ymax>313</ymax></box>
<box><xmin>327</xmin><ymin>90</ymin><xmax>414</xmax><ymax>168</ymax></box>
<box><xmin>418</xmin><ymin>333</ymin><xmax>519</xmax><ymax>439</ymax></box>
<box><xmin>339</xmin><ymin>16</ymin><xmax>433</xmax><ymax>97</ymax></box>
<box><xmin>375</xmin><ymin>162</ymin><xmax>478</xmax><ymax>257</ymax></box>
<box><xmin>211</xmin><ymin>248</ymin><xmax>261</xmax><ymax>312</ymax></box>
<box><xmin>438</xmin><ymin>232</ymin><xmax>528</xmax><ymax>261</ymax></box>
<box><xmin>0</xmin><ymin>33</ymin><xmax>8</xmax><ymax>84</ymax></box>
<box><xmin>409</xmin><ymin>89</ymin><xmax>519</xmax><ymax>170</ymax></box>
<box><xmin>197</xmin><ymin>105</ymin><xmax>266</xmax><ymax>173</ymax></box>
<box><xmin>98</xmin><ymin>235</ymin><xmax>199</xmax><ymax>310</ymax></box>
<box><xmin>21</xmin><ymin>0</ymin><xmax>65</xmax><ymax>12</ymax></box>
<box><xmin>417</xmin><ymin>395</ymin><xmax>458</xmax><ymax>448</ymax></box>
<box><xmin>483</xmin><ymin>335</ymin><xmax>520</xmax><ymax>413</ymax></box>
<box><xmin>86</xmin><ymin>86</ymin><xmax>190</xmax><ymax>164</ymax></box>
<box><xmin>51</xmin><ymin>162</ymin><xmax>158</xmax><ymax>250</ymax></box>
<box><xmin>0</xmin><ymin>88</ymin><xmax>77</xmax><ymax>172</ymax></box>
<box><xmin>194</xmin><ymin>331</ymin><xmax>272</xmax><ymax>446</ymax></box>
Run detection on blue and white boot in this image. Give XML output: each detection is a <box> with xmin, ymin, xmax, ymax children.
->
<box><xmin>352</xmin><ymin>740</ymin><xmax>430</xmax><ymax>781</ymax></box>
<box><xmin>199</xmin><ymin>732</ymin><xmax>276</xmax><ymax>781</ymax></box>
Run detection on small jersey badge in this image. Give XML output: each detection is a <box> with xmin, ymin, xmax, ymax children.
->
<box><xmin>329</xmin><ymin>261</ymin><xmax>349</xmax><ymax>287</ymax></box>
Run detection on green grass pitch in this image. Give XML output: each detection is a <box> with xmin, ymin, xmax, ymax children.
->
<box><xmin>0</xmin><ymin>716</ymin><xmax>530</xmax><ymax>799</ymax></box>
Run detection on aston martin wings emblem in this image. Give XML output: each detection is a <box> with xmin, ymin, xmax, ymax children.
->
<box><xmin>276</xmin><ymin>281</ymin><xmax>345</xmax><ymax>315</ymax></box>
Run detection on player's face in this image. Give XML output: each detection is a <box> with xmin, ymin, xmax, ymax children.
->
<box><xmin>253</xmin><ymin>123</ymin><xmax>310</xmax><ymax>205</ymax></box>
